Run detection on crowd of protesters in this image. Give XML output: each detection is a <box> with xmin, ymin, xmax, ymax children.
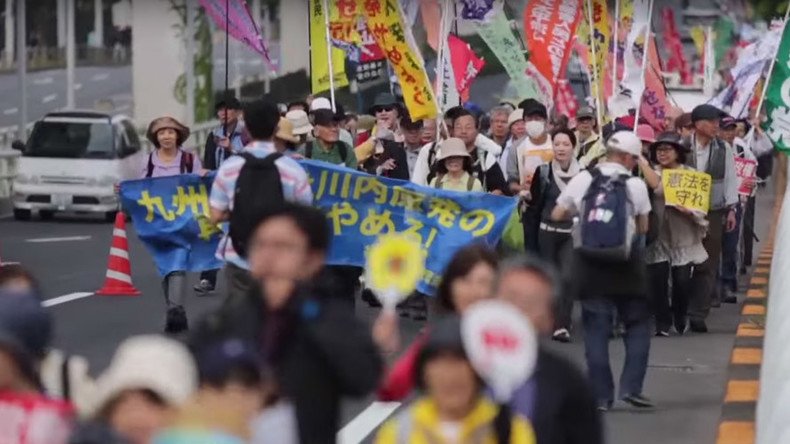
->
<box><xmin>0</xmin><ymin>82</ymin><xmax>775</xmax><ymax>443</ymax></box>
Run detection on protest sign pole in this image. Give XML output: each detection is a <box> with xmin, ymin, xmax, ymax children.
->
<box><xmin>612</xmin><ymin>0</ymin><xmax>620</xmax><ymax>102</ymax></box>
<box><xmin>632</xmin><ymin>0</ymin><xmax>654</xmax><ymax>133</ymax></box>
<box><xmin>321</xmin><ymin>0</ymin><xmax>336</xmax><ymax>111</ymax></box>
<box><xmin>434</xmin><ymin>0</ymin><xmax>450</xmax><ymax>140</ymax></box>
<box><xmin>585</xmin><ymin>0</ymin><xmax>603</xmax><ymax>130</ymax></box>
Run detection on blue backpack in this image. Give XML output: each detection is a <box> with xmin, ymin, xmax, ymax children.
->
<box><xmin>574</xmin><ymin>168</ymin><xmax>634</xmax><ymax>262</ymax></box>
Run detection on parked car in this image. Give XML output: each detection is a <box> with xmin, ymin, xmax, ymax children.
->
<box><xmin>11</xmin><ymin>110</ymin><xmax>144</xmax><ymax>222</ymax></box>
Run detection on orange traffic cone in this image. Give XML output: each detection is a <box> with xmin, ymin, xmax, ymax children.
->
<box><xmin>96</xmin><ymin>212</ymin><xmax>140</xmax><ymax>296</ymax></box>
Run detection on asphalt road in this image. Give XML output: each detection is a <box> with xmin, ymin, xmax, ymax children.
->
<box><xmin>0</xmin><ymin>182</ymin><xmax>776</xmax><ymax>444</ymax></box>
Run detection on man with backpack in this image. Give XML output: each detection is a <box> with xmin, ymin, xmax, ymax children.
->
<box><xmin>551</xmin><ymin>131</ymin><xmax>654</xmax><ymax>411</ymax></box>
<box><xmin>301</xmin><ymin>108</ymin><xmax>358</xmax><ymax>169</ymax></box>
<box><xmin>209</xmin><ymin>100</ymin><xmax>313</xmax><ymax>303</ymax></box>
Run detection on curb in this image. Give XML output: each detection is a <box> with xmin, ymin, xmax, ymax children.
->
<box><xmin>715</xmin><ymin>197</ymin><xmax>781</xmax><ymax>444</ymax></box>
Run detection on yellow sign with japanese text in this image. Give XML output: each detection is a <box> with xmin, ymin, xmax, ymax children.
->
<box><xmin>361</xmin><ymin>0</ymin><xmax>438</xmax><ymax>119</ymax></box>
<box><xmin>309</xmin><ymin>0</ymin><xmax>349</xmax><ymax>94</ymax></box>
<box><xmin>662</xmin><ymin>169</ymin><xmax>712</xmax><ymax>214</ymax></box>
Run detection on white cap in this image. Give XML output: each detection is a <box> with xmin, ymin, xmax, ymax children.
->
<box><xmin>507</xmin><ymin>109</ymin><xmax>524</xmax><ymax>127</ymax></box>
<box><xmin>285</xmin><ymin>109</ymin><xmax>313</xmax><ymax>135</ymax></box>
<box><xmin>606</xmin><ymin>130</ymin><xmax>642</xmax><ymax>156</ymax></box>
<box><xmin>310</xmin><ymin>97</ymin><xmax>332</xmax><ymax>111</ymax></box>
<box><xmin>88</xmin><ymin>335</ymin><xmax>197</xmax><ymax>416</ymax></box>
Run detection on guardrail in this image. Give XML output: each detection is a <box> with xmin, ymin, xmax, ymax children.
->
<box><xmin>0</xmin><ymin>149</ymin><xmax>20</xmax><ymax>199</ymax></box>
<box><xmin>755</xmin><ymin>156</ymin><xmax>790</xmax><ymax>443</ymax></box>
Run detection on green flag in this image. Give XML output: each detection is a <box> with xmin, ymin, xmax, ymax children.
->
<box><xmin>764</xmin><ymin>21</ymin><xmax>790</xmax><ymax>152</ymax></box>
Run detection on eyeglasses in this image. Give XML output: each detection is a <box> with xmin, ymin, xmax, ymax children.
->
<box><xmin>373</xmin><ymin>105</ymin><xmax>395</xmax><ymax>113</ymax></box>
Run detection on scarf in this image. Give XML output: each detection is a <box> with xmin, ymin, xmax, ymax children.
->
<box><xmin>551</xmin><ymin>158</ymin><xmax>581</xmax><ymax>192</ymax></box>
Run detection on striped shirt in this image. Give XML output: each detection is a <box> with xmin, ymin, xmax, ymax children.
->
<box><xmin>209</xmin><ymin>141</ymin><xmax>313</xmax><ymax>269</ymax></box>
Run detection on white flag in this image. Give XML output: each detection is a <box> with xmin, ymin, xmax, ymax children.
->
<box><xmin>620</xmin><ymin>0</ymin><xmax>652</xmax><ymax>111</ymax></box>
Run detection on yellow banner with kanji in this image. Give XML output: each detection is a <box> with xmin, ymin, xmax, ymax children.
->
<box><xmin>309</xmin><ymin>0</ymin><xmax>349</xmax><ymax>94</ymax></box>
<box><xmin>591</xmin><ymin>0</ymin><xmax>609</xmax><ymax>114</ymax></box>
<box><xmin>662</xmin><ymin>169</ymin><xmax>712</xmax><ymax>214</ymax></box>
<box><xmin>362</xmin><ymin>0</ymin><xmax>438</xmax><ymax>119</ymax></box>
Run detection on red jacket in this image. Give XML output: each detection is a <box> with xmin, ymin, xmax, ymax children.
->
<box><xmin>377</xmin><ymin>332</ymin><xmax>428</xmax><ymax>401</ymax></box>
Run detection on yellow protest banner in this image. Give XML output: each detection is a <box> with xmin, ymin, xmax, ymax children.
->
<box><xmin>309</xmin><ymin>0</ymin><xmax>349</xmax><ymax>94</ymax></box>
<box><xmin>591</xmin><ymin>0</ymin><xmax>610</xmax><ymax>115</ymax></box>
<box><xmin>361</xmin><ymin>0</ymin><xmax>438</xmax><ymax>120</ymax></box>
<box><xmin>662</xmin><ymin>169</ymin><xmax>712</xmax><ymax>214</ymax></box>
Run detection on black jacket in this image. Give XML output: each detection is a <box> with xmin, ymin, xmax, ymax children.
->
<box><xmin>189</xmin><ymin>279</ymin><xmax>383</xmax><ymax>444</ymax></box>
<box><xmin>532</xmin><ymin>347</ymin><xmax>603</xmax><ymax>444</ymax></box>
<box><xmin>360</xmin><ymin>139</ymin><xmax>411</xmax><ymax>180</ymax></box>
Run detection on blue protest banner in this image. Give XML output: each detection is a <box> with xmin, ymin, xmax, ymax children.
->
<box><xmin>120</xmin><ymin>174</ymin><xmax>224</xmax><ymax>277</ymax></box>
<box><xmin>120</xmin><ymin>161</ymin><xmax>518</xmax><ymax>294</ymax></box>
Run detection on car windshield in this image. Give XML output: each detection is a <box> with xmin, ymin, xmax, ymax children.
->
<box><xmin>25</xmin><ymin>120</ymin><xmax>115</xmax><ymax>159</ymax></box>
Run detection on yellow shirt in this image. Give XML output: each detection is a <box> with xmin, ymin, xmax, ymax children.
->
<box><xmin>375</xmin><ymin>397</ymin><xmax>537</xmax><ymax>444</ymax></box>
<box><xmin>429</xmin><ymin>172</ymin><xmax>484</xmax><ymax>192</ymax></box>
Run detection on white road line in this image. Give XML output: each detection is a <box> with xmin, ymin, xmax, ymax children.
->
<box><xmin>25</xmin><ymin>235</ymin><xmax>92</xmax><ymax>243</ymax></box>
<box><xmin>3</xmin><ymin>108</ymin><xmax>18</xmax><ymax>115</ymax></box>
<box><xmin>0</xmin><ymin>262</ymin><xmax>20</xmax><ymax>266</ymax></box>
<box><xmin>91</xmin><ymin>73</ymin><xmax>109</xmax><ymax>82</ymax></box>
<box><xmin>337</xmin><ymin>401</ymin><xmax>401</xmax><ymax>444</ymax></box>
<box><xmin>33</xmin><ymin>77</ymin><xmax>54</xmax><ymax>85</ymax></box>
<box><xmin>42</xmin><ymin>94</ymin><xmax>58</xmax><ymax>103</ymax></box>
<box><xmin>42</xmin><ymin>292</ymin><xmax>93</xmax><ymax>308</ymax></box>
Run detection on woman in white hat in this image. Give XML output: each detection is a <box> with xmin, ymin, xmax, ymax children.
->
<box><xmin>429</xmin><ymin>138</ymin><xmax>484</xmax><ymax>192</ymax></box>
<box><xmin>284</xmin><ymin>109</ymin><xmax>312</xmax><ymax>151</ymax></box>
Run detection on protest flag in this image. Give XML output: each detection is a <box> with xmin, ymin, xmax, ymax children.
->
<box><xmin>199</xmin><ymin>0</ymin><xmax>273</xmax><ymax>66</ymax></box>
<box><xmin>761</xmin><ymin>6</ymin><xmax>790</xmax><ymax>152</ymax></box>
<box><xmin>309</xmin><ymin>0</ymin><xmax>349</xmax><ymax>95</ymax></box>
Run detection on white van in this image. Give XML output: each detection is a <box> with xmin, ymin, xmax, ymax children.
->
<box><xmin>11</xmin><ymin>111</ymin><xmax>145</xmax><ymax>222</ymax></box>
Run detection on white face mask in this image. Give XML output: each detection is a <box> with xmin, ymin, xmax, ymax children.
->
<box><xmin>525</xmin><ymin>120</ymin><xmax>546</xmax><ymax>139</ymax></box>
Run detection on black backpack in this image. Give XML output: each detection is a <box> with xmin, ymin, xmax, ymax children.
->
<box><xmin>305</xmin><ymin>140</ymin><xmax>348</xmax><ymax>163</ymax></box>
<box><xmin>145</xmin><ymin>150</ymin><xmax>194</xmax><ymax>178</ymax></box>
<box><xmin>229</xmin><ymin>152</ymin><xmax>284</xmax><ymax>258</ymax></box>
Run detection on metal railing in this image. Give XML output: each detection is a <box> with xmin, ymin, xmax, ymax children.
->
<box><xmin>756</xmin><ymin>157</ymin><xmax>790</xmax><ymax>443</ymax></box>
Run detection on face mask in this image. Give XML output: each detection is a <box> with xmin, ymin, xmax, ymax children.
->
<box><xmin>525</xmin><ymin>120</ymin><xmax>545</xmax><ymax>139</ymax></box>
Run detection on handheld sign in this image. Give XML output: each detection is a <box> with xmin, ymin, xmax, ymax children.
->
<box><xmin>662</xmin><ymin>169</ymin><xmax>712</xmax><ymax>215</ymax></box>
<box><xmin>735</xmin><ymin>157</ymin><xmax>758</xmax><ymax>196</ymax></box>
<box><xmin>365</xmin><ymin>234</ymin><xmax>425</xmax><ymax>311</ymax></box>
<box><xmin>461</xmin><ymin>300</ymin><xmax>538</xmax><ymax>403</ymax></box>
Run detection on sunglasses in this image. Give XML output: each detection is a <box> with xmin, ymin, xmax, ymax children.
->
<box><xmin>373</xmin><ymin>105</ymin><xmax>395</xmax><ymax>113</ymax></box>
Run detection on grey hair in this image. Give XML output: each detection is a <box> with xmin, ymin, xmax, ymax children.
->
<box><xmin>489</xmin><ymin>106</ymin><xmax>512</xmax><ymax>119</ymax></box>
<box><xmin>497</xmin><ymin>254</ymin><xmax>561</xmax><ymax>302</ymax></box>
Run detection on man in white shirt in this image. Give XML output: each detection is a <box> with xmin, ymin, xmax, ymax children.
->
<box><xmin>551</xmin><ymin>131</ymin><xmax>654</xmax><ymax>411</ymax></box>
<box><xmin>506</xmin><ymin>99</ymin><xmax>553</xmax><ymax>186</ymax></box>
<box><xmin>685</xmin><ymin>105</ymin><xmax>739</xmax><ymax>332</ymax></box>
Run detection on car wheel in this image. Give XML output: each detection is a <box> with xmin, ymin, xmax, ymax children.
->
<box><xmin>13</xmin><ymin>209</ymin><xmax>31</xmax><ymax>221</ymax></box>
<box><xmin>39</xmin><ymin>210</ymin><xmax>55</xmax><ymax>221</ymax></box>
<box><xmin>105</xmin><ymin>211</ymin><xmax>118</xmax><ymax>223</ymax></box>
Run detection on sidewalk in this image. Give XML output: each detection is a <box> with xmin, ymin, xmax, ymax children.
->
<box><xmin>545</xmin><ymin>181</ymin><xmax>778</xmax><ymax>444</ymax></box>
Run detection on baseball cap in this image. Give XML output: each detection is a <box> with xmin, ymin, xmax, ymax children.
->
<box><xmin>0</xmin><ymin>291</ymin><xmax>53</xmax><ymax>386</ymax></box>
<box><xmin>720</xmin><ymin>116</ymin><xmax>737</xmax><ymax>128</ymax></box>
<box><xmin>577</xmin><ymin>106</ymin><xmax>595</xmax><ymax>120</ymax></box>
<box><xmin>312</xmin><ymin>109</ymin><xmax>337</xmax><ymax>127</ymax></box>
<box><xmin>518</xmin><ymin>98</ymin><xmax>548</xmax><ymax>119</ymax></box>
<box><xmin>194</xmin><ymin>338</ymin><xmax>264</xmax><ymax>387</ymax></box>
<box><xmin>310</xmin><ymin>97</ymin><xmax>332</xmax><ymax>112</ymax></box>
<box><xmin>607</xmin><ymin>130</ymin><xmax>642</xmax><ymax>156</ymax></box>
<box><xmin>691</xmin><ymin>104</ymin><xmax>727</xmax><ymax>123</ymax></box>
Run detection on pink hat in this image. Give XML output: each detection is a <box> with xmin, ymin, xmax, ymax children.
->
<box><xmin>636</xmin><ymin>124</ymin><xmax>656</xmax><ymax>143</ymax></box>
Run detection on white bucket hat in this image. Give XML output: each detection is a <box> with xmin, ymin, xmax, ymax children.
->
<box><xmin>507</xmin><ymin>109</ymin><xmax>524</xmax><ymax>127</ymax></box>
<box><xmin>285</xmin><ymin>110</ymin><xmax>313</xmax><ymax>136</ymax></box>
<box><xmin>436</xmin><ymin>137</ymin><xmax>471</xmax><ymax>161</ymax></box>
<box><xmin>88</xmin><ymin>335</ymin><xmax>197</xmax><ymax>416</ymax></box>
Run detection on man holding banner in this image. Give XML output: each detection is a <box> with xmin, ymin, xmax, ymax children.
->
<box><xmin>685</xmin><ymin>105</ymin><xmax>740</xmax><ymax>333</ymax></box>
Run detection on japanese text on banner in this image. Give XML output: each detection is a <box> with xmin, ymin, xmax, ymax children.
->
<box><xmin>522</xmin><ymin>0</ymin><xmax>584</xmax><ymax>102</ymax></box>
<box><xmin>362</xmin><ymin>0</ymin><xmax>438</xmax><ymax>119</ymax></box>
<box><xmin>662</xmin><ymin>169</ymin><xmax>712</xmax><ymax>214</ymax></box>
<box><xmin>309</xmin><ymin>0</ymin><xmax>349</xmax><ymax>94</ymax></box>
<box><xmin>735</xmin><ymin>157</ymin><xmax>758</xmax><ymax>196</ymax></box>
<box><xmin>301</xmin><ymin>160</ymin><xmax>516</xmax><ymax>294</ymax></box>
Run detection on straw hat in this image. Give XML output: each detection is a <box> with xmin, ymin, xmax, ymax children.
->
<box><xmin>436</xmin><ymin>138</ymin><xmax>471</xmax><ymax>161</ymax></box>
<box><xmin>285</xmin><ymin>110</ymin><xmax>313</xmax><ymax>136</ymax></box>
<box><xmin>276</xmin><ymin>117</ymin><xmax>299</xmax><ymax>144</ymax></box>
<box><xmin>146</xmin><ymin>116</ymin><xmax>190</xmax><ymax>147</ymax></box>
